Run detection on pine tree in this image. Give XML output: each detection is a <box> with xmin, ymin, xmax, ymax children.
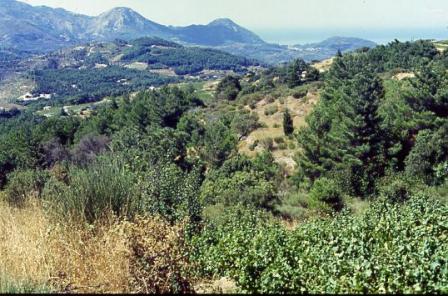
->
<box><xmin>297</xmin><ymin>67</ymin><xmax>386</xmax><ymax>196</ymax></box>
<box><xmin>287</xmin><ymin>59</ymin><xmax>307</xmax><ymax>88</ymax></box>
<box><xmin>283</xmin><ymin>108</ymin><xmax>294</xmax><ymax>136</ymax></box>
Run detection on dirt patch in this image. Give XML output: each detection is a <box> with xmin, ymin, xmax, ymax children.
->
<box><xmin>392</xmin><ymin>72</ymin><xmax>415</xmax><ymax>81</ymax></box>
<box><xmin>194</xmin><ymin>277</ymin><xmax>237</xmax><ymax>294</ymax></box>
<box><xmin>312</xmin><ymin>58</ymin><xmax>334</xmax><ymax>73</ymax></box>
<box><xmin>239</xmin><ymin>90</ymin><xmax>319</xmax><ymax>172</ymax></box>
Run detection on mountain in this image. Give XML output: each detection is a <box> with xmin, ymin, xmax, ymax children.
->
<box><xmin>87</xmin><ymin>7</ymin><xmax>174</xmax><ymax>41</ymax></box>
<box><xmin>296</xmin><ymin>37</ymin><xmax>377</xmax><ymax>52</ymax></box>
<box><xmin>0</xmin><ymin>0</ymin><xmax>264</xmax><ymax>52</ymax></box>
<box><xmin>172</xmin><ymin>18</ymin><xmax>266</xmax><ymax>46</ymax></box>
<box><xmin>0</xmin><ymin>0</ymin><xmax>377</xmax><ymax>64</ymax></box>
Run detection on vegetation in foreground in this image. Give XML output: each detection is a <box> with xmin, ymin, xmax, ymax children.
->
<box><xmin>0</xmin><ymin>39</ymin><xmax>448</xmax><ymax>293</ymax></box>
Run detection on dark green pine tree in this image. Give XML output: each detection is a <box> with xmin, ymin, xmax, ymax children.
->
<box><xmin>287</xmin><ymin>59</ymin><xmax>307</xmax><ymax>88</ymax></box>
<box><xmin>297</xmin><ymin>68</ymin><xmax>386</xmax><ymax>196</ymax></box>
<box><xmin>283</xmin><ymin>108</ymin><xmax>294</xmax><ymax>136</ymax></box>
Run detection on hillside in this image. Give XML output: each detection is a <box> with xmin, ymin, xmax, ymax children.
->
<box><xmin>0</xmin><ymin>38</ymin><xmax>447</xmax><ymax>294</ymax></box>
<box><xmin>0</xmin><ymin>37</ymin><xmax>261</xmax><ymax>107</ymax></box>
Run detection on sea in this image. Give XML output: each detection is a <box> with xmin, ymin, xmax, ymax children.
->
<box><xmin>254</xmin><ymin>27</ymin><xmax>448</xmax><ymax>45</ymax></box>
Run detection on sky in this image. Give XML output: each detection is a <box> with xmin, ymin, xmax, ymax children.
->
<box><xmin>21</xmin><ymin>0</ymin><xmax>448</xmax><ymax>44</ymax></box>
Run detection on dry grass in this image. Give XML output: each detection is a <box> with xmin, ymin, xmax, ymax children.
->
<box><xmin>0</xmin><ymin>198</ymin><xmax>192</xmax><ymax>293</ymax></box>
<box><xmin>239</xmin><ymin>90</ymin><xmax>319</xmax><ymax>173</ymax></box>
<box><xmin>312</xmin><ymin>57</ymin><xmax>335</xmax><ymax>73</ymax></box>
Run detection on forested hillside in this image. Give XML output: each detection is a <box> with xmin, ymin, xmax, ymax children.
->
<box><xmin>1</xmin><ymin>39</ymin><xmax>447</xmax><ymax>294</ymax></box>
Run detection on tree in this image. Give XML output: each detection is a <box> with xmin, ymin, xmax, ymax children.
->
<box><xmin>283</xmin><ymin>109</ymin><xmax>294</xmax><ymax>136</ymax></box>
<box><xmin>287</xmin><ymin>59</ymin><xmax>308</xmax><ymax>88</ymax></box>
<box><xmin>215</xmin><ymin>75</ymin><xmax>242</xmax><ymax>101</ymax></box>
<box><xmin>297</xmin><ymin>66</ymin><xmax>386</xmax><ymax>196</ymax></box>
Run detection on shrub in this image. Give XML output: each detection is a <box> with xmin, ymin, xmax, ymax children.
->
<box><xmin>273</xmin><ymin>123</ymin><xmax>280</xmax><ymax>128</ymax></box>
<box><xmin>288</xmin><ymin>142</ymin><xmax>296</xmax><ymax>150</ymax></box>
<box><xmin>292</xmin><ymin>89</ymin><xmax>307</xmax><ymax>99</ymax></box>
<box><xmin>265</xmin><ymin>95</ymin><xmax>276</xmax><ymax>104</ymax></box>
<box><xmin>4</xmin><ymin>170</ymin><xmax>49</xmax><ymax>207</ymax></box>
<box><xmin>309</xmin><ymin>177</ymin><xmax>344</xmax><ymax>212</ymax></box>
<box><xmin>260</xmin><ymin>138</ymin><xmax>274</xmax><ymax>151</ymax></box>
<box><xmin>264</xmin><ymin>105</ymin><xmax>278</xmax><ymax>116</ymax></box>
<box><xmin>377</xmin><ymin>173</ymin><xmax>427</xmax><ymax>203</ymax></box>
<box><xmin>278</xmin><ymin>143</ymin><xmax>288</xmax><ymax>150</ymax></box>
<box><xmin>273</xmin><ymin>137</ymin><xmax>285</xmax><ymax>144</ymax></box>
<box><xmin>43</xmin><ymin>155</ymin><xmax>138</xmax><ymax>222</ymax></box>
<box><xmin>249</xmin><ymin>140</ymin><xmax>259</xmax><ymax>151</ymax></box>
<box><xmin>191</xmin><ymin>196</ymin><xmax>448</xmax><ymax>294</ymax></box>
<box><xmin>124</xmin><ymin>217</ymin><xmax>193</xmax><ymax>293</ymax></box>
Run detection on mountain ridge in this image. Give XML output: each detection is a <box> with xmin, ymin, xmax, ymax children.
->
<box><xmin>0</xmin><ymin>0</ymin><xmax>377</xmax><ymax>63</ymax></box>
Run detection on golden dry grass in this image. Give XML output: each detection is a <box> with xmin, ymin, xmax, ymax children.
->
<box><xmin>0</xmin><ymin>198</ymin><xmax>191</xmax><ymax>293</ymax></box>
<box><xmin>239</xmin><ymin>89</ymin><xmax>319</xmax><ymax>172</ymax></box>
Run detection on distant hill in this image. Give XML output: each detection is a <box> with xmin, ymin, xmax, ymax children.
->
<box><xmin>292</xmin><ymin>37</ymin><xmax>377</xmax><ymax>60</ymax></box>
<box><xmin>0</xmin><ymin>0</ymin><xmax>377</xmax><ymax>64</ymax></box>
<box><xmin>1</xmin><ymin>37</ymin><xmax>260</xmax><ymax>105</ymax></box>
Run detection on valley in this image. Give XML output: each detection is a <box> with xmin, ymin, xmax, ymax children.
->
<box><xmin>0</xmin><ymin>1</ymin><xmax>448</xmax><ymax>295</ymax></box>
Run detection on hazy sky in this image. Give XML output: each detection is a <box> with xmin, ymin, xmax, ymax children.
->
<box><xmin>21</xmin><ymin>0</ymin><xmax>448</xmax><ymax>29</ymax></box>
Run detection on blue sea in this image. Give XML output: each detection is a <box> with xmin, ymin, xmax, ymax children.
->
<box><xmin>254</xmin><ymin>27</ymin><xmax>448</xmax><ymax>45</ymax></box>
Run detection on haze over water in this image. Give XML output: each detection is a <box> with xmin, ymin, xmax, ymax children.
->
<box><xmin>256</xmin><ymin>27</ymin><xmax>448</xmax><ymax>45</ymax></box>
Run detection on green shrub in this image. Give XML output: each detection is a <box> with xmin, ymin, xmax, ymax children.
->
<box><xmin>43</xmin><ymin>155</ymin><xmax>138</xmax><ymax>222</ymax></box>
<box><xmin>260</xmin><ymin>138</ymin><xmax>274</xmax><ymax>151</ymax></box>
<box><xmin>191</xmin><ymin>196</ymin><xmax>448</xmax><ymax>294</ymax></box>
<box><xmin>292</xmin><ymin>89</ymin><xmax>307</xmax><ymax>99</ymax></box>
<box><xmin>273</xmin><ymin>137</ymin><xmax>285</xmax><ymax>144</ymax></box>
<box><xmin>275</xmin><ymin>191</ymin><xmax>312</xmax><ymax>220</ymax></box>
<box><xmin>377</xmin><ymin>173</ymin><xmax>427</xmax><ymax>203</ymax></box>
<box><xmin>288</xmin><ymin>142</ymin><xmax>296</xmax><ymax>149</ymax></box>
<box><xmin>278</xmin><ymin>143</ymin><xmax>288</xmax><ymax>150</ymax></box>
<box><xmin>249</xmin><ymin>140</ymin><xmax>259</xmax><ymax>151</ymax></box>
<box><xmin>264</xmin><ymin>105</ymin><xmax>278</xmax><ymax>116</ymax></box>
<box><xmin>4</xmin><ymin>170</ymin><xmax>49</xmax><ymax>207</ymax></box>
<box><xmin>309</xmin><ymin>177</ymin><xmax>344</xmax><ymax>212</ymax></box>
<box><xmin>272</xmin><ymin>123</ymin><xmax>280</xmax><ymax>128</ymax></box>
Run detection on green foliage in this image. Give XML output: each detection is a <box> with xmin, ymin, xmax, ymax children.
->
<box><xmin>297</xmin><ymin>65</ymin><xmax>386</xmax><ymax>196</ymax></box>
<box><xmin>405</xmin><ymin>125</ymin><xmax>448</xmax><ymax>185</ymax></box>
<box><xmin>202</xmin><ymin>119</ymin><xmax>238</xmax><ymax>167</ymax></box>
<box><xmin>264</xmin><ymin>105</ymin><xmax>278</xmax><ymax>116</ymax></box>
<box><xmin>215</xmin><ymin>76</ymin><xmax>242</xmax><ymax>101</ymax></box>
<box><xmin>191</xmin><ymin>196</ymin><xmax>448</xmax><ymax>294</ymax></box>
<box><xmin>0</xmin><ymin>275</ymin><xmax>52</xmax><ymax>294</ymax></box>
<box><xmin>377</xmin><ymin>173</ymin><xmax>427</xmax><ymax>203</ymax></box>
<box><xmin>33</xmin><ymin>66</ymin><xmax>177</xmax><ymax>105</ymax></box>
<box><xmin>200</xmin><ymin>153</ymin><xmax>280</xmax><ymax>210</ymax></box>
<box><xmin>283</xmin><ymin>108</ymin><xmax>294</xmax><ymax>136</ymax></box>
<box><xmin>43</xmin><ymin>155</ymin><xmax>138</xmax><ymax>222</ymax></box>
<box><xmin>4</xmin><ymin>170</ymin><xmax>49</xmax><ymax>207</ymax></box>
<box><xmin>309</xmin><ymin>177</ymin><xmax>344</xmax><ymax>212</ymax></box>
<box><xmin>122</xmin><ymin>37</ymin><xmax>257</xmax><ymax>75</ymax></box>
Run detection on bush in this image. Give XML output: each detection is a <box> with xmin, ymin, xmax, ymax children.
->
<box><xmin>309</xmin><ymin>177</ymin><xmax>344</xmax><ymax>212</ymax></box>
<box><xmin>377</xmin><ymin>173</ymin><xmax>427</xmax><ymax>203</ymax></box>
<box><xmin>278</xmin><ymin>143</ymin><xmax>288</xmax><ymax>150</ymax></box>
<box><xmin>191</xmin><ymin>196</ymin><xmax>448</xmax><ymax>294</ymax></box>
<box><xmin>249</xmin><ymin>140</ymin><xmax>259</xmax><ymax>151</ymax></box>
<box><xmin>288</xmin><ymin>142</ymin><xmax>296</xmax><ymax>150</ymax></box>
<box><xmin>272</xmin><ymin>123</ymin><xmax>280</xmax><ymax>128</ymax></box>
<box><xmin>124</xmin><ymin>217</ymin><xmax>193</xmax><ymax>293</ymax></box>
<box><xmin>264</xmin><ymin>106</ymin><xmax>278</xmax><ymax>116</ymax></box>
<box><xmin>260</xmin><ymin>138</ymin><xmax>274</xmax><ymax>151</ymax></box>
<box><xmin>43</xmin><ymin>155</ymin><xmax>138</xmax><ymax>222</ymax></box>
<box><xmin>273</xmin><ymin>137</ymin><xmax>285</xmax><ymax>144</ymax></box>
<box><xmin>4</xmin><ymin>170</ymin><xmax>49</xmax><ymax>207</ymax></box>
<box><xmin>292</xmin><ymin>89</ymin><xmax>307</xmax><ymax>99</ymax></box>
